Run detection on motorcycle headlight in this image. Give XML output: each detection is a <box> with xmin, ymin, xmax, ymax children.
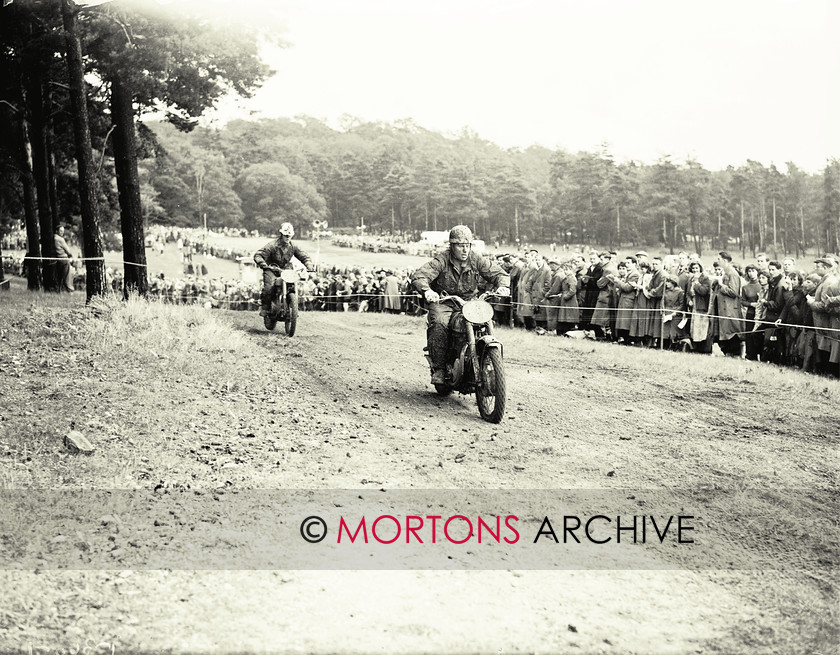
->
<box><xmin>462</xmin><ymin>300</ymin><xmax>494</xmax><ymax>324</ymax></box>
<box><xmin>280</xmin><ymin>269</ymin><xmax>299</xmax><ymax>283</ymax></box>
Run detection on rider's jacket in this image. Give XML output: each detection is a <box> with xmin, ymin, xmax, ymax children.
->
<box><xmin>254</xmin><ymin>238</ymin><xmax>313</xmax><ymax>271</ymax></box>
<box><xmin>411</xmin><ymin>250</ymin><xmax>510</xmax><ymax>300</ymax></box>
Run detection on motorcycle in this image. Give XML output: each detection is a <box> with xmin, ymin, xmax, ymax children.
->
<box><xmin>264</xmin><ymin>268</ymin><xmax>301</xmax><ymax>336</ymax></box>
<box><xmin>424</xmin><ymin>292</ymin><xmax>507</xmax><ymax>423</ymax></box>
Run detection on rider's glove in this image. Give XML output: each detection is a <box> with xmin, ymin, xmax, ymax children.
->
<box><xmin>269</xmin><ymin>265</ymin><xmax>283</xmax><ymax>275</ymax></box>
<box><xmin>424</xmin><ymin>289</ymin><xmax>440</xmax><ymax>303</ymax></box>
<box><xmin>495</xmin><ymin>286</ymin><xmax>510</xmax><ymax>297</ymax></box>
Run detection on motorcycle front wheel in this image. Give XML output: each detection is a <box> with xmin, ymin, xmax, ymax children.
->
<box><xmin>284</xmin><ymin>293</ymin><xmax>298</xmax><ymax>336</ymax></box>
<box><xmin>475</xmin><ymin>348</ymin><xmax>506</xmax><ymax>423</ymax></box>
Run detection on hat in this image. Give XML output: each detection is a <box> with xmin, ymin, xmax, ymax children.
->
<box><xmin>548</xmin><ymin>258</ymin><xmax>561</xmax><ymax>266</ymax></box>
<box><xmin>635</xmin><ymin>250</ymin><xmax>648</xmax><ymax>258</ymax></box>
<box><xmin>599</xmin><ymin>251</ymin><xmax>612</xmax><ymax>258</ymax></box>
<box><xmin>814</xmin><ymin>257</ymin><xmax>833</xmax><ymax>267</ymax></box>
<box><xmin>806</xmin><ymin>274</ymin><xmax>823</xmax><ymax>285</ymax></box>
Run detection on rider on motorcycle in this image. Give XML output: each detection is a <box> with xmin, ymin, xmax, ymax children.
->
<box><xmin>411</xmin><ymin>225</ymin><xmax>510</xmax><ymax>385</ymax></box>
<box><xmin>254</xmin><ymin>222</ymin><xmax>315</xmax><ymax>328</ymax></box>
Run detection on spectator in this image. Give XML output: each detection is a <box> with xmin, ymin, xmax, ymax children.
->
<box><xmin>516</xmin><ymin>253</ymin><xmax>537</xmax><ymax>330</ymax></box>
<box><xmin>629</xmin><ymin>260</ymin><xmax>651</xmax><ymax>346</ymax></box>
<box><xmin>709</xmin><ymin>251</ymin><xmax>744</xmax><ymax>357</ymax></box>
<box><xmin>741</xmin><ymin>264</ymin><xmax>762</xmax><ymax>360</ymax></box>
<box><xmin>580</xmin><ymin>251</ymin><xmax>602</xmax><ymax>329</ymax></box>
<box><xmin>374</xmin><ymin>270</ymin><xmax>395</xmax><ymax>314</ymax></box>
<box><xmin>643</xmin><ymin>256</ymin><xmax>665</xmax><ymax>348</ymax></box>
<box><xmin>544</xmin><ymin>259</ymin><xmax>563</xmax><ymax>335</ymax></box>
<box><xmin>590</xmin><ymin>251</ymin><xmax>617</xmax><ymax>340</ymax></box>
<box><xmin>760</xmin><ymin>261</ymin><xmax>786</xmax><ymax>363</ymax></box>
<box><xmin>809</xmin><ymin>257</ymin><xmax>840</xmax><ymax>376</ymax></box>
<box><xmin>661</xmin><ymin>275</ymin><xmax>686</xmax><ymax>349</ymax></box>
<box><xmin>531</xmin><ymin>254</ymin><xmax>553</xmax><ymax>333</ymax></box>
<box><xmin>685</xmin><ymin>261</ymin><xmax>712</xmax><ymax>353</ymax></box>
<box><xmin>613</xmin><ymin>257</ymin><xmax>639</xmax><ymax>344</ymax></box>
<box><xmin>556</xmin><ymin>261</ymin><xmax>580</xmax><ymax>336</ymax></box>
<box><xmin>54</xmin><ymin>225</ymin><xmax>75</xmax><ymax>293</ymax></box>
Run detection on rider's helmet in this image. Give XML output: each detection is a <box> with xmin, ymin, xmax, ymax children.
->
<box><xmin>279</xmin><ymin>222</ymin><xmax>295</xmax><ymax>237</ymax></box>
<box><xmin>449</xmin><ymin>225</ymin><xmax>472</xmax><ymax>244</ymax></box>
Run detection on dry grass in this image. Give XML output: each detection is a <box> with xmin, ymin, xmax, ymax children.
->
<box><xmin>0</xmin><ymin>280</ymin><xmax>255</xmax><ymax>490</ymax></box>
<box><xmin>84</xmin><ymin>292</ymin><xmax>249</xmax><ymax>367</ymax></box>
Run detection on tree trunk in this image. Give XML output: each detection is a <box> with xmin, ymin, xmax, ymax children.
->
<box><xmin>615</xmin><ymin>205</ymin><xmax>620</xmax><ymax>248</ymax></box>
<box><xmin>800</xmin><ymin>207</ymin><xmax>805</xmax><ymax>256</ymax></box>
<box><xmin>110</xmin><ymin>70</ymin><xmax>148</xmax><ymax>297</ymax></box>
<box><xmin>514</xmin><ymin>204</ymin><xmax>519</xmax><ymax>242</ymax></box>
<box><xmin>0</xmin><ymin>236</ymin><xmax>5</xmax><ymax>292</ymax></box>
<box><xmin>62</xmin><ymin>0</ymin><xmax>106</xmax><ymax>301</ymax></box>
<box><xmin>47</xmin><ymin>131</ymin><xmax>60</xmax><ymax>231</ymax></box>
<box><xmin>25</xmin><ymin>68</ymin><xmax>58</xmax><ymax>291</ymax></box>
<box><xmin>5</xmin><ymin>101</ymin><xmax>42</xmax><ymax>291</ymax></box>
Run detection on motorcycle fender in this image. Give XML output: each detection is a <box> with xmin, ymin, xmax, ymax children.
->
<box><xmin>477</xmin><ymin>335</ymin><xmax>503</xmax><ymax>357</ymax></box>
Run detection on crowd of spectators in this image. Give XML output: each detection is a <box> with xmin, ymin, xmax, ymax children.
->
<box><xmin>332</xmin><ymin>234</ymin><xmax>439</xmax><ymax>257</ymax></box>
<box><xmin>1</xmin><ymin>251</ymin><xmax>425</xmax><ymax>315</ymax></box>
<box><xmin>492</xmin><ymin>248</ymin><xmax>840</xmax><ymax>377</ymax></box>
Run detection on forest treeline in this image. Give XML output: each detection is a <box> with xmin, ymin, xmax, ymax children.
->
<box><xmin>145</xmin><ymin>117</ymin><xmax>840</xmax><ymax>262</ymax></box>
<box><xmin>1</xmin><ymin>0</ymin><xmax>838</xmax><ymax>300</ymax></box>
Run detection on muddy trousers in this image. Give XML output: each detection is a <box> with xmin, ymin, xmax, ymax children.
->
<box><xmin>426</xmin><ymin>303</ymin><xmax>456</xmax><ymax>371</ymax></box>
<box><xmin>260</xmin><ymin>268</ymin><xmax>279</xmax><ymax>311</ymax></box>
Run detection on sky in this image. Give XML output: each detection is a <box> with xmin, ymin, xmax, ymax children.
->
<box><xmin>194</xmin><ymin>0</ymin><xmax>838</xmax><ymax>173</ymax></box>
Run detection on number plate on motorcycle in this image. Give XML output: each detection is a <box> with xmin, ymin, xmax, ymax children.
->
<box><xmin>462</xmin><ymin>300</ymin><xmax>494</xmax><ymax>324</ymax></box>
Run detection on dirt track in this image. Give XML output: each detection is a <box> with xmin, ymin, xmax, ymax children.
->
<box><xmin>1</xmin><ymin>305</ymin><xmax>837</xmax><ymax>654</ymax></box>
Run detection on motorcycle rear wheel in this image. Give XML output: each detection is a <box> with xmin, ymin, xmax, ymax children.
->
<box><xmin>284</xmin><ymin>293</ymin><xmax>298</xmax><ymax>336</ymax></box>
<box><xmin>475</xmin><ymin>348</ymin><xmax>506</xmax><ymax>423</ymax></box>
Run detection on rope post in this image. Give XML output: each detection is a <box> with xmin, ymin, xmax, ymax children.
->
<box><xmin>660</xmin><ymin>309</ymin><xmax>665</xmax><ymax>351</ymax></box>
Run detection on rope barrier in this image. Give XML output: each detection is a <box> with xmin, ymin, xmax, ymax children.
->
<box><xmin>4</xmin><ymin>259</ymin><xmax>839</xmax><ymax>334</ymax></box>
<box><xmin>506</xmin><ymin>299</ymin><xmax>840</xmax><ymax>333</ymax></box>
<box><xmin>18</xmin><ymin>255</ymin><xmax>147</xmax><ymax>267</ymax></box>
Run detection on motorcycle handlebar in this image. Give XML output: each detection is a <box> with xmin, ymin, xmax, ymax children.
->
<box><xmin>433</xmin><ymin>290</ymin><xmax>509</xmax><ymax>305</ymax></box>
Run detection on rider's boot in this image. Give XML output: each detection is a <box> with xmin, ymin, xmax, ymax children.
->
<box><xmin>427</xmin><ymin>323</ymin><xmax>448</xmax><ymax>385</ymax></box>
<box><xmin>259</xmin><ymin>285</ymin><xmax>272</xmax><ymax>316</ymax></box>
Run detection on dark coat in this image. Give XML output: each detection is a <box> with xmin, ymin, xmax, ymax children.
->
<box><xmin>411</xmin><ymin>250</ymin><xmax>509</xmax><ymax>300</ymax></box>
<box><xmin>614</xmin><ymin>270</ymin><xmax>639</xmax><ymax>332</ymax></box>
<box><xmin>254</xmin><ymin>238</ymin><xmax>313</xmax><ymax>271</ymax></box>
<box><xmin>558</xmin><ymin>273</ymin><xmax>580</xmax><ymax>324</ymax></box>
<box><xmin>712</xmin><ymin>264</ymin><xmax>744</xmax><ymax>341</ymax></box>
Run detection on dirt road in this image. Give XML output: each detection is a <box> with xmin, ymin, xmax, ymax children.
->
<box><xmin>1</xmin><ymin>305</ymin><xmax>836</xmax><ymax>654</ymax></box>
